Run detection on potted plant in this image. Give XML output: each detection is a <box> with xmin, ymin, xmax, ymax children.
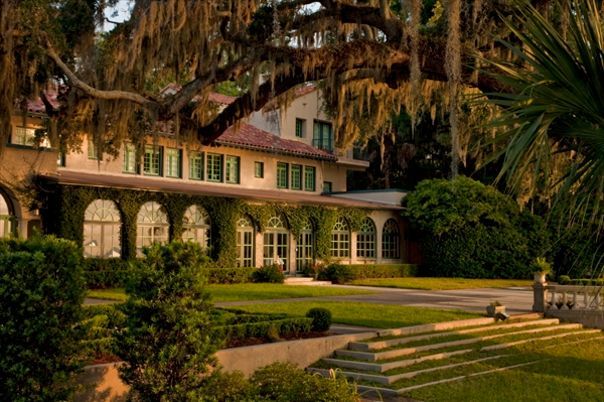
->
<box><xmin>486</xmin><ymin>301</ymin><xmax>506</xmax><ymax>317</ymax></box>
<box><xmin>532</xmin><ymin>257</ymin><xmax>551</xmax><ymax>284</ymax></box>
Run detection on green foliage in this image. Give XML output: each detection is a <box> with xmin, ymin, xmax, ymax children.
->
<box><xmin>346</xmin><ymin>263</ymin><xmax>418</xmax><ymax>279</ymax></box>
<box><xmin>84</xmin><ymin>257</ymin><xmax>132</xmax><ymax>288</ymax></box>
<box><xmin>80</xmin><ymin>304</ymin><xmax>126</xmax><ymax>361</ymax></box>
<box><xmin>207</xmin><ymin>267</ymin><xmax>255</xmax><ymax>284</ymax></box>
<box><xmin>115</xmin><ymin>242</ymin><xmax>218</xmax><ymax>401</ymax></box>
<box><xmin>199</xmin><ymin>371</ymin><xmax>257</xmax><ymax>402</ymax></box>
<box><xmin>404</xmin><ymin>177</ymin><xmax>520</xmax><ymax>236</ymax></box>
<box><xmin>213</xmin><ymin>317</ymin><xmax>312</xmax><ymax>346</ymax></box>
<box><xmin>251</xmin><ymin>362</ymin><xmax>359</xmax><ymax>402</ymax></box>
<box><xmin>0</xmin><ymin>236</ymin><xmax>86</xmax><ymax>402</ymax></box>
<box><xmin>40</xmin><ymin>182</ymin><xmax>369</xmax><ymax>264</ymax></box>
<box><xmin>405</xmin><ymin>177</ymin><xmax>549</xmax><ymax>279</ymax></box>
<box><xmin>318</xmin><ymin>263</ymin><xmax>355</xmax><ymax>284</ymax></box>
<box><xmin>252</xmin><ymin>264</ymin><xmax>285</xmax><ymax>283</ymax></box>
<box><xmin>306</xmin><ymin>308</ymin><xmax>332</xmax><ymax>332</ymax></box>
<box><xmin>557</xmin><ymin>275</ymin><xmax>571</xmax><ymax>285</ymax></box>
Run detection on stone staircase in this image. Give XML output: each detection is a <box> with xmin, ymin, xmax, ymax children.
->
<box><xmin>308</xmin><ymin>313</ymin><xmax>604</xmax><ymax>400</ymax></box>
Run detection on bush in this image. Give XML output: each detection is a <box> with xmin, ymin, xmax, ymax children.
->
<box><xmin>251</xmin><ymin>362</ymin><xmax>359</xmax><ymax>402</ymax></box>
<box><xmin>84</xmin><ymin>258</ymin><xmax>132</xmax><ymax>288</ymax></box>
<box><xmin>207</xmin><ymin>267</ymin><xmax>255</xmax><ymax>284</ymax></box>
<box><xmin>115</xmin><ymin>242</ymin><xmax>218</xmax><ymax>401</ymax></box>
<box><xmin>404</xmin><ymin>177</ymin><xmax>550</xmax><ymax>279</ymax></box>
<box><xmin>558</xmin><ymin>275</ymin><xmax>571</xmax><ymax>285</ymax></box>
<box><xmin>200</xmin><ymin>371</ymin><xmax>257</xmax><ymax>402</ymax></box>
<box><xmin>252</xmin><ymin>264</ymin><xmax>285</xmax><ymax>283</ymax></box>
<box><xmin>306</xmin><ymin>308</ymin><xmax>332</xmax><ymax>332</ymax></box>
<box><xmin>318</xmin><ymin>263</ymin><xmax>355</xmax><ymax>284</ymax></box>
<box><xmin>81</xmin><ymin>304</ymin><xmax>126</xmax><ymax>360</ymax></box>
<box><xmin>213</xmin><ymin>317</ymin><xmax>312</xmax><ymax>345</ymax></box>
<box><xmin>346</xmin><ymin>264</ymin><xmax>418</xmax><ymax>279</ymax></box>
<box><xmin>0</xmin><ymin>236</ymin><xmax>86</xmax><ymax>402</ymax></box>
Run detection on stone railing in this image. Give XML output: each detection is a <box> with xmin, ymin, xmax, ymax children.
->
<box><xmin>543</xmin><ymin>285</ymin><xmax>604</xmax><ymax>311</ymax></box>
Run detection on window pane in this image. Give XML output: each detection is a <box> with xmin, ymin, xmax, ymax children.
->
<box><xmin>304</xmin><ymin>166</ymin><xmax>316</xmax><ymax>192</ymax></box>
<box><xmin>166</xmin><ymin>148</ymin><xmax>181</xmax><ymax>178</ymax></box>
<box><xmin>254</xmin><ymin>161</ymin><xmax>264</xmax><ymax>178</ymax></box>
<box><xmin>88</xmin><ymin>138</ymin><xmax>98</xmax><ymax>160</ymax></box>
<box><xmin>225</xmin><ymin>156</ymin><xmax>240</xmax><ymax>184</ymax></box>
<box><xmin>123</xmin><ymin>144</ymin><xmax>137</xmax><ymax>173</ymax></box>
<box><xmin>190</xmin><ymin>152</ymin><xmax>204</xmax><ymax>180</ymax></box>
<box><xmin>323</xmin><ymin>181</ymin><xmax>332</xmax><ymax>193</ymax></box>
<box><xmin>277</xmin><ymin>162</ymin><xmax>289</xmax><ymax>189</ymax></box>
<box><xmin>295</xmin><ymin>118</ymin><xmax>305</xmax><ymax>138</ymax></box>
<box><xmin>207</xmin><ymin>153</ymin><xmax>223</xmax><ymax>182</ymax></box>
<box><xmin>143</xmin><ymin>146</ymin><xmax>162</xmax><ymax>175</ymax></box>
<box><xmin>291</xmin><ymin>165</ymin><xmax>302</xmax><ymax>190</ymax></box>
<box><xmin>312</xmin><ymin>121</ymin><xmax>333</xmax><ymax>151</ymax></box>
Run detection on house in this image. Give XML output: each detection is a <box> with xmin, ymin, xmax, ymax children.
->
<box><xmin>0</xmin><ymin>85</ymin><xmax>410</xmax><ymax>274</ymax></box>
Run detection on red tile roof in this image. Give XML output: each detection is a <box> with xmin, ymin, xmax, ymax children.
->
<box><xmin>208</xmin><ymin>92</ymin><xmax>236</xmax><ymax>105</ymax></box>
<box><xmin>46</xmin><ymin>170</ymin><xmax>402</xmax><ymax>210</ymax></box>
<box><xmin>216</xmin><ymin>123</ymin><xmax>336</xmax><ymax>161</ymax></box>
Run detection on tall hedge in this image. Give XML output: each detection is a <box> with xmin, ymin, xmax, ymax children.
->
<box><xmin>0</xmin><ymin>236</ymin><xmax>85</xmax><ymax>402</ymax></box>
<box><xmin>404</xmin><ymin>177</ymin><xmax>549</xmax><ymax>279</ymax></box>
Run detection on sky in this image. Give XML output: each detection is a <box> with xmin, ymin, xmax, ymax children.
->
<box><xmin>103</xmin><ymin>0</ymin><xmax>132</xmax><ymax>31</ymax></box>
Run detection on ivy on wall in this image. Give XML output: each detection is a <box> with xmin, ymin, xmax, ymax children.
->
<box><xmin>38</xmin><ymin>182</ymin><xmax>370</xmax><ymax>266</ymax></box>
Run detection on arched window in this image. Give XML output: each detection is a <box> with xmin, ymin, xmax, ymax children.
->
<box><xmin>236</xmin><ymin>216</ymin><xmax>255</xmax><ymax>267</ymax></box>
<box><xmin>182</xmin><ymin>205</ymin><xmax>211</xmax><ymax>249</ymax></box>
<box><xmin>330</xmin><ymin>217</ymin><xmax>350</xmax><ymax>258</ymax></box>
<box><xmin>296</xmin><ymin>221</ymin><xmax>314</xmax><ymax>272</ymax></box>
<box><xmin>136</xmin><ymin>202</ymin><xmax>169</xmax><ymax>255</ymax></box>
<box><xmin>83</xmin><ymin>199</ymin><xmax>121</xmax><ymax>258</ymax></box>
<box><xmin>382</xmin><ymin>219</ymin><xmax>401</xmax><ymax>259</ymax></box>
<box><xmin>263</xmin><ymin>216</ymin><xmax>289</xmax><ymax>271</ymax></box>
<box><xmin>356</xmin><ymin>217</ymin><xmax>376</xmax><ymax>259</ymax></box>
<box><xmin>0</xmin><ymin>191</ymin><xmax>16</xmax><ymax>238</ymax></box>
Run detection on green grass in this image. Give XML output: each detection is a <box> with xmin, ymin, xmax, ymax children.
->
<box><xmin>87</xmin><ymin>283</ymin><xmax>374</xmax><ymax>302</ymax></box>
<box><xmin>233</xmin><ymin>301</ymin><xmax>480</xmax><ymax>329</ymax></box>
<box><xmin>350</xmin><ymin>277</ymin><xmax>533</xmax><ymax>290</ymax></box>
<box><xmin>407</xmin><ymin>336</ymin><xmax>604</xmax><ymax>401</ymax></box>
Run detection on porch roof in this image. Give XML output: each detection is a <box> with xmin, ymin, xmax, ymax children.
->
<box><xmin>44</xmin><ymin>170</ymin><xmax>403</xmax><ymax>211</ymax></box>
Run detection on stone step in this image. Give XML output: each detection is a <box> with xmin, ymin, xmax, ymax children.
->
<box><xmin>311</xmin><ymin>354</ymin><xmax>509</xmax><ymax>385</ymax></box>
<box><xmin>349</xmin><ymin>319</ymin><xmax>560</xmax><ymax>352</ymax></box>
<box><xmin>481</xmin><ymin>329</ymin><xmax>602</xmax><ymax>351</ymax></box>
<box><xmin>336</xmin><ymin>323</ymin><xmax>583</xmax><ymax>362</ymax></box>
<box><xmin>323</xmin><ymin>348</ymin><xmax>473</xmax><ymax>373</ymax></box>
<box><xmin>374</xmin><ymin>313</ymin><xmax>542</xmax><ymax>338</ymax></box>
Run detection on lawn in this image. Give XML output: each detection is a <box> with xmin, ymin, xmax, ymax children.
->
<box><xmin>234</xmin><ymin>301</ymin><xmax>480</xmax><ymax>329</ymax></box>
<box><xmin>350</xmin><ymin>277</ymin><xmax>533</xmax><ymax>291</ymax></box>
<box><xmin>87</xmin><ymin>283</ymin><xmax>374</xmax><ymax>302</ymax></box>
<box><xmin>408</xmin><ymin>337</ymin><xmax>604</xmax><ymax>402</ymax></box>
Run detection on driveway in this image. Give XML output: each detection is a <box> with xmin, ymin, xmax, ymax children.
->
<box><xmin>216</xmin><ymin>285</ymin><xmax>534</xmax><ymax>314</ymax></box>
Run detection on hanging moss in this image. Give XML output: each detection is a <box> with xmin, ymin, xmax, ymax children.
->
<box><xmin>37</xmin><ymin>182</ymin><xmax>371</xmax><ymax>266</ymax></box>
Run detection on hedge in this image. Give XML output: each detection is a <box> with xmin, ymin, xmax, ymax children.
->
<box><xmin>0</xmin><ymin>236</ymin><xmax>86</xmax><ymax>401</ymax></box>
<box><xmin>318</xmin><ymin>263</ymin><xmax>418</xmax><ymax>283</ymax></box>
<box><xmin>213</xmin><ymin>317</ymin><xmax>313</xmax><ymax>345</ymax></box>
<box><xmin>207</xmin><ymin>267</ymin><xmax>255</xmax><ymax>284</ymax></box>
<box><xmin>346</xmin><ymin>263</ymin><xmax>418</xmax><ymax>279</ymax></box>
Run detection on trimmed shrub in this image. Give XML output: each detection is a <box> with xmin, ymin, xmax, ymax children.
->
<box><xmin>318</xmin><ymin>263</ymin><xmax>355</xmax><ymax>284</ymax></box>
<box><xmin>84</xmin><ymin>258</ymin><xmax>132</xmax><ymax>288</ymax></box>
<box><xmin>251</xmin><ymin>362</ymin><xmax>359</xmax><ymax>402</ymax></box>
<box><xmin>306</xmin><ymin>308</ymin><xmax>332</xmax><ymax>332</ymax></box>
<box><xmin>0</xmin><ymin>236</ymin><xmax>86</xmax><ymax>402</ymax></box>
<box><xmin>252</xmin><ymin>264</ymin><xmax>285</xmax><ymax>283</ymax></box>
<box><xmin>213</xmin><ymin>317</ymin><xmax>312</xmax><ymax>345</ymax></box>
<box><xmin>346</xmin><ymin>263</ymin><xmax>418</xmax><ymax>279</ymax></box>
<box><xmin>207</xmin><ymin>267</ymin><xmax>255</xmax><ymax>284</ymax></box>
<box><xmin>200</xmin><ymin>371</ymin><xmax>257</xmax><ymax>402</ymax></box>
<box><xmin>81</xmin><ymin>304</ymin><xmax>126</xmax><ymax>360</ymax></box>
<box><xmin>404</xmin><ymin>177</ymin><xmax>550</xmax><ymax>279</ymax></box>
<box><xmin>557</xmin><ymin>275</ymin><xmax>571</xmax><ymax>285</ymax></box>
<box><xmin>115</xmin><ymin>242</ymin><xmax>218</xmax><ymax>401</ymax></box>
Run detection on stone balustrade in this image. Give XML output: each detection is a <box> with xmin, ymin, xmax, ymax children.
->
<box><xmin>544</xmin><ymin>285</ymin><xmax>604</xmax><ymax>311</ymax></box>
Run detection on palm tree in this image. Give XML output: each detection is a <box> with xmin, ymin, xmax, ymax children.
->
<box><xmin>485</xmin><ymin>0</ymin><xmax>604</xmax><ymax>229</ymax></box>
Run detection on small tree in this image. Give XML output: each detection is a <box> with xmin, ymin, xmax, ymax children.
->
<box><xmin>0</xmin><ymin>236</ymin><xmax>85</xmax><ymax>402</ymax></box>
<box><xmin>115</xmin><ymin>242</ymin><xmax>218</xmax><ymax>401</ymax></box>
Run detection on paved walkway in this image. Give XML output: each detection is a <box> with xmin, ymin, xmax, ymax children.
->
<box><xmin>215</xmin><ymin>285</ymin><xmax>534</xmax><ymax>314</ymax></box>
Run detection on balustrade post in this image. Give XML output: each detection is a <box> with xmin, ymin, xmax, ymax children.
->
<box><xmin>532</xmin><ymin>282</ymin><xmax>547</xmax><ymax>313</ymax></box>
